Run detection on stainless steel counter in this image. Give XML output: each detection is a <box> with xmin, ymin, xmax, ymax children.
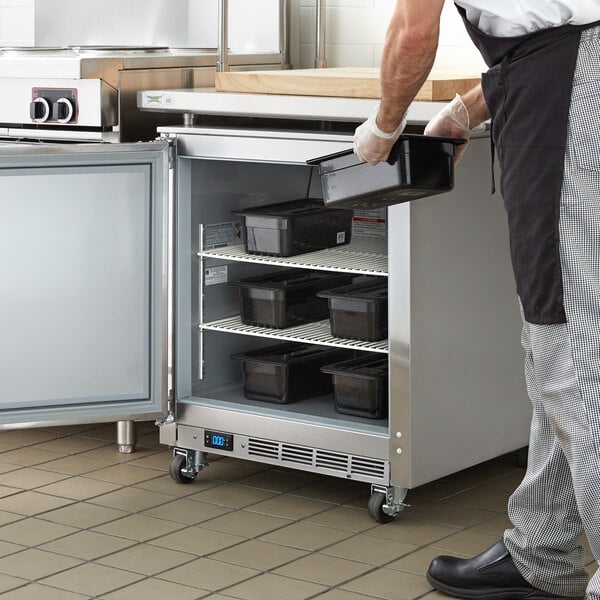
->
<box><xmin>138</xmin><ymin>87</ymin><xmax>448</xmax><ymax>125</ymax></box>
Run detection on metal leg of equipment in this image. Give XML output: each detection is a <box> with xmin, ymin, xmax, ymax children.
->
<box><xmin>116</xmin><ymin>420</ymin><xmax>137</xmax><ymax>453</ymax></box>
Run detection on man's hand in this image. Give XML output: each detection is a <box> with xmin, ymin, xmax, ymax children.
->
<box><xmin>424</xmin><ymin>86</ymin><xmax>489</xmax><ymax>164</ymax></box>
<box><xmin>353</xmin><ymin>104</ymin><xmax>407</xmax><ymax>165</ymax></box>
<box><xmin>424</xmin><ymin>94</ymin><xmax>471</xmax><ymax>163</ymax></box>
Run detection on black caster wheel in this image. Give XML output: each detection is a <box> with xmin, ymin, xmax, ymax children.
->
<box><xmin>368</xmin><ymin>491</ymin><xmax>397</xmax><ymax>523</ymax></box>
<box><xmin>169</xmin><ymin>454</ymin><xmax>197</xmax><ymax>484</ymax></box>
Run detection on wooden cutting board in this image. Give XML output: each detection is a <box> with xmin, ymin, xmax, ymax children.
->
<box><xmin>215</xmin><ymin>67</ymin><xmax>481</xmax><ymax>101</ymax></box>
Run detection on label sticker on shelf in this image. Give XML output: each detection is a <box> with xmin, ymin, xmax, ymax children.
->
<box><xmin>336</xmin><ymin>231</ymin><xmax>346</xmax><ymax>244</ymax></box>
<box><xmin>203</xmin><ymin>222</ymin><xmax>235</xmax><ymax>250</ymax></box>
<box><xmin>204</xmin><ymin>265</ymin><xmax>228</xmax><ymax>286</ymax></box>
<box><xmin>352</xmin><ymin>208</ymin><xmax>387</xmax><ymax>239</ymax></box>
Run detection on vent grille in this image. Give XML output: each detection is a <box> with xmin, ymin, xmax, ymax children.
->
<box><xmin>316</xmin><ymin>450</ymin><xmax>349</xmax><ymax>472</ymax></box>
<box><xmin>246</xmin><ymin>436</ymin><xmax>387</xmax><ymax>482</ymax></box>
<box><xmin>247</xmin><ymin>438</ymin><xmax>278</xmax><ymax>459</ymax></box>
<box><xmin>351</xmin><ymin>456</ymin><xmax>386</xmax><ymax>478</ymax></box>
<box><xmin>281</xmin><ymin>444</ymin><xmax>312</xmax><ymax>465</ymax></box>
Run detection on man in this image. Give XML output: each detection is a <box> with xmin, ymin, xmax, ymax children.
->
<box><xmin>353</xmin><ymin>2</ymin><xmax>600</xmax><ymax>600</ymax></box>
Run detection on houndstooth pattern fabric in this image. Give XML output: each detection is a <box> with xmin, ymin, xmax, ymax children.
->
<box><xmin>503</xmin><ymin>26</ymin><xmax>600</xmax><ymax>599</ymax></box>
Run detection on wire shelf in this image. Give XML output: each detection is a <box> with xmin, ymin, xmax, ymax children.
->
<box><xmin>199</xmin><ymin>238</ymin><xmax>388</xmax><ymax>276</ymax></box>
<box><xmin>200</xmin><ymin>316</ymin><xmax>389</xmax><ymax>353</ymax></box>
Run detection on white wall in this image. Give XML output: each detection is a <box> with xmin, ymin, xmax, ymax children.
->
<box><xmin>295</xmin><ymin>0</ymin><xmax>486</xmax><ymax>71</ymax></box>
<box><xmin>188</xmin><ymin>0</ymin><xmax>280</xmax><ymax>52</ymax></box>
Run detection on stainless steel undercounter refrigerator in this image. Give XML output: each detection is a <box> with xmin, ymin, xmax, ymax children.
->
<box><xmin>138</xmin><ymin>90</ymin><xmax>530</xmax><ymax>522</ymax></box>
<box><xmin>12</xmin><ymin>90</ymin><xmax>525</xmax><ymax>522</ymax></box>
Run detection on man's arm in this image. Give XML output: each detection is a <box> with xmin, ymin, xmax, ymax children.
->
<box><xmin>377</xmin><ymin>0</ymin><xmax>446</xmax><ymax>133</ymax></box>
<box><xmin>353</xmin><ymin>0</ymin><xmax>445</xmax><ymax>164</ymax></box>
<box><xmin>460</xmin><ymin>84</ymin><xmax>490</xmax><ymax>127</ymax></box>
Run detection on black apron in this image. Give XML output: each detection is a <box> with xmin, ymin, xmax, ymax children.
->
<box><xmin>456</xmin><ymin>5</ymin><xmax>600</xmax><ymax>324</ymax></box>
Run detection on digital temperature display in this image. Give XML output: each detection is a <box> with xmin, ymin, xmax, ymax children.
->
<box><xmin>204</xmin><ymin>430</ymin><xmax>234</xmax><ymax>451</ymax></box>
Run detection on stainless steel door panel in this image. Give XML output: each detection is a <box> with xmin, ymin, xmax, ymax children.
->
<box><xmin>0</xmin><ymin>142</ymin><xmax>169</xmax><ymax>426</ymax></box>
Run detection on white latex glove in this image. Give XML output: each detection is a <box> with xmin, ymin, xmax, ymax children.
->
<box><xmin>424</xmin><ymin>93</ymin><xmax>484</xmax><ymax>164</ymax></box>
<box><xmin>353</xmin><ymin>103</ymin><xmax>407</xmax><ymax>166</ymax></box>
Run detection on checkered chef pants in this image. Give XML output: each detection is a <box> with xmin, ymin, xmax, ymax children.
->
<box><xmin>502</xmin><ymin>26</ymin><xmax>600</xmax><ymax>599</ymax></box>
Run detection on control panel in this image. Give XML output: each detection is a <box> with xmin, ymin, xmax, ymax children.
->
<box><xmin>204</xmin><ymin>429</ymin><xmax>234</xmax><ymax>451</ymax></box>
<box><xmin>30</xmin><ymin>88</ymin><xmax>77</xmax><ymax>124</ymax></box>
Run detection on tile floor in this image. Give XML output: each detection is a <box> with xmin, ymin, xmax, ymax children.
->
<box><xmin>0</xmin><ymin>422</ymin><xmax>595</xmax><ymax>599</ymax></box>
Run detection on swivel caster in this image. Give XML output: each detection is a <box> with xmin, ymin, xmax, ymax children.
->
<box><xmin>169</xmin><ymin>449</ymin><xmax>207</xmax><ymax>484</ymax></box>
<box><xmin>169</xmin><ymin>454</ymin><xmax>197</xmax><ymax>484</ymax></box>
<box><xmin>368</xmin><ymin>485</ymin><xmax>409</xmax><ymax>523</ymax></box>
<box><xmin>368</xmin><ymin>492</ymin><xmax>396</xmax><ymax>523</ymax></box>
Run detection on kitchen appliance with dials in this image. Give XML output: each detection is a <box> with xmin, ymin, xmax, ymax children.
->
<box><xmin>0</xmin><ymin>45</ymin><xmax>282</xmax><ymax>142</ymax></box>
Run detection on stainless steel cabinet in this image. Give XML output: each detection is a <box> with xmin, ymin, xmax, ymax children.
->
<box><xmin>0</xmin><ymin>129</ymin><xmax>530</xmax><ymax>519</ymax></box>
<box><xmin>159</xmin><ymin>126</ymin><xmax>532</xmax><ymax>521</ymax></box>
<box><xmin>0</xmin><ymin>142</ymin><xmax>169</xmax><ymax>429</ymax></box>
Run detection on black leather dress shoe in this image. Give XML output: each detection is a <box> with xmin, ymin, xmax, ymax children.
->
<box><xmin>426</xmin><ymin>540</ymin><xmax>583</xmax><ymax>600</ymax></box>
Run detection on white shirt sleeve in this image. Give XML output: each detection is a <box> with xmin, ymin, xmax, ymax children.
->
<box><xmin>455</xmin><ymin>0</ymin><xmax>600</xmax><ymax>36</ymax></box>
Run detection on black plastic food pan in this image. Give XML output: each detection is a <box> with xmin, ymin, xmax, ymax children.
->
<box><xmin>230</xmin><ymin>268</ymin><xmax>354</xmax><ymax>328</ymax></box>
<box><xmin>233</xmin><ymin>198</ymin><xmax>353</xmax><ymax>257</ymax></box>
<box><xmin>317</xmin><ymin>277</ymin><xmax>388</xmax><ymax>341</ymax></box>
<box><xmin>321</xmin><ymin>354</ymin><xmax>388</xmax><ymax>419</ymax></box>
<box><xmin>232</xmin><ymin>342</ymin><xmax>350</xmax><ymax>404</ymax></box>
<box><xmin>308</xmin><ymin>134</ymin><xmax>465</xmax><ymax>210</ymax></box>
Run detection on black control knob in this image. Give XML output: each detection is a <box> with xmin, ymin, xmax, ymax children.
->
<box><xmin>30</xmin><ymin>97</ymin><xmax>50</xmax><ymax>122</ymax></box>
<box><xmin>52</xmin><ymin>98</ymin><xmax>74</xmax><ymax>123</ymax></box>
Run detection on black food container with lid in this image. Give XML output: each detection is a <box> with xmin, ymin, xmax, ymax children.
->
<box><xmin>321</xmin><ymin>354</ymin><xmax>388</xmax><ymax>419</ymax></box>
<box><xmin>233</xmin><ymin>198</ymin><xmax>353</xmax><ymax>257</ymax></box>
<box><xmin>308</xmin><ymin>134</ymin><xmax>465</xmax><ymax>210</ymax></box>
<box><xmin>230</xmin><ymin>268</ymin><xmax>354</xmax><ymax>328</ymax></box>
<box><xmin>232</xmin><ymin>342</ymin><xmax>350</xmax><ymax>404</ymax></box>
<box><xmin>317</xmin><ymin>277</ymin><xmax>388</xmax><ymax>341</ymax></box>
